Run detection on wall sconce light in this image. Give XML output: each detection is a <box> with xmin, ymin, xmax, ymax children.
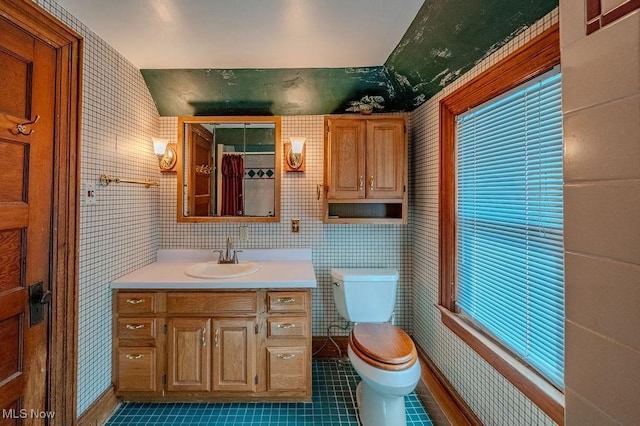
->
<box><xmin>153</xmin><ymin>137</ymin><xmax>177</xmax><ymax>172</ymax></box>
<box><xmin>285</xmin><ymin>137</ymin><xmax>306</xmax><ymax>172</ymax></box>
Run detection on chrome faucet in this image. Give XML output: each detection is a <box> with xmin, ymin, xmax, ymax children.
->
<box><xmin>215</xmin><ymin>236</ymin><xmax>242</xmax><ymax>264</ymax></box>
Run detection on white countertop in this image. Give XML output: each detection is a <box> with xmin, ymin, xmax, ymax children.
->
<box><xmin>111</xmin><ymin>249</ymin><xmax>317</xmax><ymax>289</ymax></box>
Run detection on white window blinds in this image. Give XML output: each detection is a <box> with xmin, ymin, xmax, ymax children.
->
<box><xmin>455</xmin><ymin>69</ymin><xmax>564</xmax><ymax>388</ymax></box>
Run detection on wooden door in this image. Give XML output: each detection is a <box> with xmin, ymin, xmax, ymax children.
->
<box><xmin>212</xmin><ymin>318</ymin><xmax>256</xmax><ymax>392</ymax></box>
<box><xmin>187</xmin><ymin>124</ymin><xmax>213</xmax><ymax>216</ymax></box>
<box><xmin>326</xmin><ymin>119</ymin><xmax>366</xmax><ymax>199</ymax></box>
<box><xmin>365</xmin><ymin>119</ymin><xmax>405</xmax><ymax>199</ymax></box>
<box><xmin>167</xmin><ymin>318</ymin><xmax>211</xmax><ymax>392</ymax></box>
<box><xmin>0</xmin><ymin>13</ymin><xmax>57</xmax><ymax>421</ymax></box>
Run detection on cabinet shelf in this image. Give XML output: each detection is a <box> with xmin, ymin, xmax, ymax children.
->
<box><xmin>325</xmin><ymin>201</ymin><xmax>404</xmax><ymax>223</ymax></box>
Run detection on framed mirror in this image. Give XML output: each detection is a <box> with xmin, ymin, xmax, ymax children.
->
<box><xmin>177</xmin><ymin>116</ymin><xmax>281</xmax><ymax>222</ymax></box>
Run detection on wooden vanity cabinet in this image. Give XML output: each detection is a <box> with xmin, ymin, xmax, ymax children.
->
<box><xmin>113</xmin><ymin>289</ymin><xmax>311</xmax><ymax>402</ymax></box>
<box><xmin>323</xmin><ymin>116</ymin><xmax>407</xmax><ymax>224</ymax></box>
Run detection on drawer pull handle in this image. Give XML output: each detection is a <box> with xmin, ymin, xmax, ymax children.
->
<box><xmin>276</xmin><ymin>323</ymin><xmax>296</xmax><ymax>329</ymax></box>
<box><xmin>214</xmin><ymin>329</ymin><xmax>219</xmax><ymax>348</ymax></box>
<box><xmin>125</xmin><ymin>354</ymin><xmax>143</xmax><ymax>360</ymax></box>
<box><xmin>276</xmin><ymin>297</ymin><xmax>295</xmax><ymax>304</ymax></box>
<box><xmin>125</xmin><ymin>324</ymin><xmax>144</xmax><ymax>330</ymax></box>
<box><xmin>126</xmin><ymin>298</ymin><xmax>145</xmax><ymax>305</ymax></box>
<box><xmin>277</xmin><ymin>353</ymin><xmax>296</xmax><ymax>360</ymax></box>
<box><xmin>202</xmin><ymin>327</ymin><xmax>206</xmax><ymax>347</ymax></box>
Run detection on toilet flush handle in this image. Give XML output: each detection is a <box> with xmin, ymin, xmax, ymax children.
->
<box><xmin>332</xmin><ymin>281</ymin><xmax>340</xmax><ymax>287</ymax></box>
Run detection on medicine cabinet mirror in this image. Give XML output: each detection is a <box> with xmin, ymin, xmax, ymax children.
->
<box><xmin>177</xmin><ymin>116</ymin><xmax>281</xmax><ymax>222</ymax></box>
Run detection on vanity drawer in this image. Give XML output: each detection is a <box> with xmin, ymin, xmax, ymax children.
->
<box><xmin>117</xmin><ymin>318</ymin><xmax>157</xmax><ymax>340</ymax></box>
<box><xmin>116</xmin><ymin>347</ymin><xmax>158</xmax><ymax>393</ymax></box>
<box><xmin>267</xmin><ymin>316</ymin><xmax>309</xmax><ymax>339</ymax></box>
<box><xmin>266</xmin><ymin>346</ymin><xmax>308</xmax><ymax>391</ymax></box>
<box><xmin>117</xmin><ymin>292</ymin><xmax>157</xmax><ymax>314</ymax></box>
<box><xmin>267</xmin><ymin>291</ymin><xmax>308</xmax><ymax>313</ymax></box>
<box><xmin>167</xmin><ymin>291</ymin><xmax>257</xmax><ymax>314</ymax></box>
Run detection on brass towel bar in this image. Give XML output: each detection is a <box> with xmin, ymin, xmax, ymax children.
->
<box><xmin>99</xmin><ymin>174</ymin><xmax>159</xmax><ymax>188</ymax></box>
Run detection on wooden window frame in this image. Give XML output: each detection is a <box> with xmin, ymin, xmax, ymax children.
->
<box><xmin>438</xmin><ymin>24</ymin><xmax>564</xmax><ymax>425</ymax></box>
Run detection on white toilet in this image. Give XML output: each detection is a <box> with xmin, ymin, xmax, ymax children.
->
<box><xmin>331</xmin><ymin>268</ymin><xmax>421</xmax><ymax>426</ymax></box>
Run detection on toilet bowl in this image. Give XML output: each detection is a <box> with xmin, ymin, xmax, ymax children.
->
<box><xmin>331</xmin><ymin>268</ymin><xmax>421</xmax><ymax>426</ymax></box>
<box><xmin>348</xmin><ymin>322</ymin><xmax>421</xmax><ymax>426</ymax></box>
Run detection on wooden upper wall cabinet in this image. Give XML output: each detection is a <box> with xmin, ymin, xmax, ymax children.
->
<box><xmin>324</xmin><ymin>116</ymin><xmax>407</xmax><ymax>224</ymax></box>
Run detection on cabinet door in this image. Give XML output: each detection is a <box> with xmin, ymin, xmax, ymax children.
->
<box><xmin>167</xmin><ymin>318</ymin><xmax>211</xmax><ymax>392</ymax></box>
<box><xmin>266</xmin><ymin>346</ymin><xmax>308</xmax><ymax>391</ymax></box>
<box><xmin>326</xmin><ymin>119</ymin><xmax>366</xmax><ymax>199</ymax></box>
<box><xmin>116</xmin><ymin>347</ymin><xmax>157</xmax><ymax>393</ymax></box>
<box><xmin>212</xmin><ymin>318</ymin><xmax>257</xmax><ymax>392</ymax></box>
<box><xmin>365</xmin><ymin>119</ymin><xmax>405</xmax><ymax>199</ymax></box>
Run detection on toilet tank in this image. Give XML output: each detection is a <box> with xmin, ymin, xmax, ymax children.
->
<box><xmin>331</xmin><ymin>268</ymin><xmax>399</xmax><ymax>323</ymax></box>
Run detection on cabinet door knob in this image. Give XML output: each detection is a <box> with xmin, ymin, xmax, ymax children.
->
<box><xmin>369</xmin><ymin>176</ymin><xmax>374</xmax><ymax>191</ymax></box>
<box><xmin>126</xmin><ymin>298</ymin><xmax>145</xmax><ymax>304</ymax></box>
<box><xmin>125</xmin><ymin>324</ymin><xmax>144</xmax><ymax>330</ymax></box>
<box><xmin>214</xmin><ymin>329</ymin><xmax>219</xmax><ymax>347</ymax></box>
<box><xmin>359</xmin><ymin>176</ymin><xmax>364</xmax><ymax>190</ymax></box>
<box><xmin>125</xmin><ymin>354</ymin><xmax>143</xmax><ymax>360</ymax></box>
<box><xmin>202</xmin><ymin>327</ymin><xmax>207</xmax><ymax>347</ymax></box>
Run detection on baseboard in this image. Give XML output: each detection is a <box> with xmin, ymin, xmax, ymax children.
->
<box><xmin>76</xmin><ymin>385</ymin><xmax>120</xmax><ymax>426</ymax></box>
<box><xmin>312</xmin><ymin>336</ymin><xmax>349</xmax><ymax>358</ymax></box>
<box><xmin>414</xmin><ymin>344</ymin><xmax>483</xmax><ymax>426</ymax></box>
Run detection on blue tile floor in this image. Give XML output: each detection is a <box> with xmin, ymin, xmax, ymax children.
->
<box><xmin>106</xmin><ymin>359</ymin><xmax>433</xmax><ymax>425</ymax></box>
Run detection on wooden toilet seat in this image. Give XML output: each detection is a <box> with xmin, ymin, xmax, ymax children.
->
<box><xmin>349</xmin><ymin>323</ymin><xmax>418</xmax><ymax>371</ymax></box>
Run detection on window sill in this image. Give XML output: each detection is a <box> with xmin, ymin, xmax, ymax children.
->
<box><xmin>437</xmin><ymin>305</ymin><xmax>564</xmax><ymax>425</ymax></box>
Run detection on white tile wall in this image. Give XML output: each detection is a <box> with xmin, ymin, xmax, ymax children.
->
<box><xmin>409</xmin><ymin>8</ymin><xmax>560</xmax><ymax>426</ymax></box>
<box><xmin>34</xmin><ymin>0</ymin><xmax>162</xmax><ymax>416</ymax></box>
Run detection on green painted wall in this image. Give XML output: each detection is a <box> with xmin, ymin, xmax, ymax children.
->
<box><xmin>385</xmin><ymin>0</ymin><xmax>558</xmax><ymax>110</ymax></box>
<box><xmin>142</xmin><ymin>1</ymin><xmax>557</xmax><ymax>116</ymax></box>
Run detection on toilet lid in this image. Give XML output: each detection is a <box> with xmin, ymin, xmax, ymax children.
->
<box><xmin>350</xmin><ymin>323</ymin><xmax>417</xmax><ymax>368</ymax></box>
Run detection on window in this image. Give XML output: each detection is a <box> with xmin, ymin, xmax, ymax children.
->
<box><xmin>438</xmin><ymin>25</ymin><xmax>563</xmax><ymax>423</ymax></box>
<box><xmin>456</xmin><ymin>68</ymin><xmax>563</xmax><ymax>388</ymax></box>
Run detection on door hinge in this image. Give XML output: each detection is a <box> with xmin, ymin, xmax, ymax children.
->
<box><xmin>163</xmin><ymin>374</ymin><xmax>167</xmax><ymax>385</ymax></box>
<box><xmin>255</xmin><ymin>324</ymin><xmax>259</xmax><ymax>334</ymax></box>
<box><xmin>255</xmin><ymin>375</ymin><xmax>258</xmax><ymax>385</ymax></box>
<box><xmin>164</xmin><ymin>324</ymin><xmax>167</xmax><ymax>334</ymax></box>
<box><xmin>403</xmin><ymin>185</ymin><xmax>406</xmax><ymax>193</ymax></box>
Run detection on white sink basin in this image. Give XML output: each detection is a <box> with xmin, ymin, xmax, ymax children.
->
<box><xmin>184</xmin><ymin>262</ymin><xmax>260</xmax><ymax>279</ymax></box>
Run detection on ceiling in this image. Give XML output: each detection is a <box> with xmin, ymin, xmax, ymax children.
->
<box><xmin>55</xmin><ymin>0</ymin><xmax>558</xmax><ymax>116</ymax></box>
<box><xmin>55</xmin><ymin>0</ymin><xmax>424</xmax><ymax>69</ymax></box>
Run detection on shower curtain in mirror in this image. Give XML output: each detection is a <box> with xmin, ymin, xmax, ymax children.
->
<box><xmin>221</xmin><ymin>154</ymin><xmax>244</xmax><ymax>216</ymax></box>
